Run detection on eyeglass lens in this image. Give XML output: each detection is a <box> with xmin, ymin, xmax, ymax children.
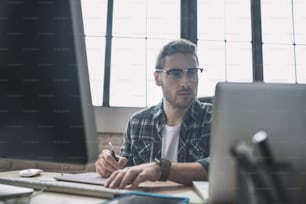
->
<box><xmin>167</xmin><ymin>68</ymin><xmax>201</xmax><ymax>80</ymax></box>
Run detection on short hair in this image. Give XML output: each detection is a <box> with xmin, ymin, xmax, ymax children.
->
<box><xmin>155</xmin><ymin>39</ymin><xmax>199</xmax><ymax>69</ymax></box>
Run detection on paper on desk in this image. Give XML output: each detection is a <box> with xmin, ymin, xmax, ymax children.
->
<box><xmin>54</xmin><ymin>173</ymin><xmax>183</xmax><ymax>190</ymax></box>
<box><xmin>54</xmin><ymin>172</ymin><xmax>106</xmax><ymax>185</ymax></box>
<box><xmin>192</xmin><ymin>181</ymin><xmax>209</xmax><ymax>202</ymax></box>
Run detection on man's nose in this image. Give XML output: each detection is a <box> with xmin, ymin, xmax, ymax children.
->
<box><xmin>179</xmin><ymin>72</ymin><xmax>192</xmax><ymax>86</ymax></box>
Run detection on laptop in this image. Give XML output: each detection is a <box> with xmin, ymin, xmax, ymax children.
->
<box><xmin>0</xmin><ymin>183</ymin><xmax>33</xmax><ymax>200</ymax></box>
<box><xmin>208</xmin><ymin>82</ymin><xmax>306</xmax><ymax>204</ymax></box>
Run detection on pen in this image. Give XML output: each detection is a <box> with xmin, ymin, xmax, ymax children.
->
<box><xmin>109</xmin><ymin>142</ymin><xmax>119</xmax><ymax>162</ymax></box>
<box><xmin>252</xmin><ymin>131</ymin><xmax>290</xmax><ymax>204</ymax></box>
<box><xmin>252</xmin><ymin>131</ymin><xmax>274</xmax><ymax>165</ymax></box>
<box><xmin>230</xmin><ymin>141</ymin><xmax>280</xmax><ymax>203</ymax></box>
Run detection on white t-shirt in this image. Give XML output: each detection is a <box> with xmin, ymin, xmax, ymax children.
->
<box><xmin>161</xmin><ymin>123</ymin><xmax>181</xmax><ymax>162</ymax></box>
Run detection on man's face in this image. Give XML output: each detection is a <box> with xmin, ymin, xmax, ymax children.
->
<box><xmin>155</xmin><ymin>53</ymin><xmax>199</xmax><ymax>110</ymax></box>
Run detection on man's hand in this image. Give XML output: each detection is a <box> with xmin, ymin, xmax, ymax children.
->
<box><xmin>105</xmin><ymin>162</ymin><xmax>161</xmax><ymax>189</ymax></box>
<box><xmin>95</xmin><ymin>150</ymin><xmax>127</xmax><ymax>177</ymax></box>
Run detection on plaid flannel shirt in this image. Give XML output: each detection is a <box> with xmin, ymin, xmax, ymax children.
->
<box><xmin>119</xmin><ymin>99</ymin><xmax>212</xmax><ymax>171</ymax></box>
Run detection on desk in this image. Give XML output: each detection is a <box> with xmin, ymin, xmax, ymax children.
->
<box><xmin>0</xmin><ymin>171</ymin><xmax>204</xmax><ymax>204</ymax></box>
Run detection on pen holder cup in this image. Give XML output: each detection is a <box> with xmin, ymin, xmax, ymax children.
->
<box><xmin>236</xmin><ymin>162</ymin><xmax>297</xmax><ymax>204</ymax></box>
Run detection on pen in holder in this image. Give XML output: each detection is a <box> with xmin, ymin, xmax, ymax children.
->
<box><xmin>231</xmin><ymin>141</ymin><xmax>279</xmax><ymax>204</ymax></box>
<box><xmin>252</xmin><ymin>131</ymin><xmax>292</xmax><ymax>204</ymax></box>
<box><xmin>230</xmin><ymin>131</ymin><xmax>294</xmax><ymax>204</ymax></box>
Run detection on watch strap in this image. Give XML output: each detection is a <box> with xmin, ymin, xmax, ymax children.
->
<box><xmin>154</xmin><ymin>158</ymin><xmax>172</xmax><ymax>181</ymax></box>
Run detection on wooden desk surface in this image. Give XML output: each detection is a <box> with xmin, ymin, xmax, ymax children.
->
<box><xmin>0</xmin><ymin>171</ymin><xmax>204</xmax><ymax>204</ymax></box>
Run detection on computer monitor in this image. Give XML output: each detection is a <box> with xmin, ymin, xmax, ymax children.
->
<box><xmin>0</xmin><ymin>0</ymin><xmax>98</xmax><ymax>164</ymax></box>
<box><xmin>209</xmin><ymin>82</ymin><xmax>306</xmax><ymax>204</ymax></box>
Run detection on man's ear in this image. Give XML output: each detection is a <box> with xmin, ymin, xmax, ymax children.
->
<box><xmin>154</xmin><ymin>72</ymin><xmax>161</xmax><ymax>86</ymax></box>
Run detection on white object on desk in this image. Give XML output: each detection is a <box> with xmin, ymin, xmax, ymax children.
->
<box><xmin>19</xmin><ymin>169</ymin><xmax>43</xmax><ymax>177</ymax></box>
<box><xmin>192</xmin><ymin>181</ymin><xmax>209</xmax><ymax>201</ymax></box>
<box><xmin>54</xmin><ymin>172</ymin><xmax>106</xmax><ymax>185</ymax></box>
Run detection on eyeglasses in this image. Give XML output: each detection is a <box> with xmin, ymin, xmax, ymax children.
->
<box><xmin>155</xmin><ymin>67</ymin><xmax>203</xmax><ymax>81</ymax></box>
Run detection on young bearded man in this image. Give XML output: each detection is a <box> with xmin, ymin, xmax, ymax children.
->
<box><xmin>95</xmin><ymin>39</ymin><xmax>212</xmax><ymax>189</ymax></box>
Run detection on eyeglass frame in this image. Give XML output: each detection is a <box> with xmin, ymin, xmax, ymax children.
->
<box><xmin>155</xmin><ymin>67</ymin><xmax>204</xmax><ymax>81</ymax></box>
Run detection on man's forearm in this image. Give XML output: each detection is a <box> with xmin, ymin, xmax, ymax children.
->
<box><xmin>168</xmin><ymin>162</ymin><xmax>208</xmax><ymax>185</ymax></box>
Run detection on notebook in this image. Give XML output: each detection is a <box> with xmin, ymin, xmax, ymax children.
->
<box><xmin>0</xmin><ymin>183</ymin><xmax>33</xmax><ymax>200</ymax></box>
<box><xmin>208</xmin><ymin>82</ymin><xmax>306</xmax><ymax>204</ymax></box>
<box><xmin>54</xmin><ymin>172</ymin><xmax>106</xmax><ymax>185</ymax></box>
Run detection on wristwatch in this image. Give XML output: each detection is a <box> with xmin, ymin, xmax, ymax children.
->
<box><xmin>154</xmin><ymin>158</ymin><xmax>172</xmax><ymax>181</ymax></box>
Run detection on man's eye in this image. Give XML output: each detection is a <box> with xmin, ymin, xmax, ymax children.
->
<box><xmin>169</xmin><ymin>70</ymin><xmax>182</xmax><ymax>77</ymax></box>
<box><xmin>188</xmin><ymin>68</ymin><xmax>198</xmax><ymax>75</ymax></box>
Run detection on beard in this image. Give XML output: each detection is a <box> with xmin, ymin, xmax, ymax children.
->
<box><xmin>163</xmin><ymin>90</ymin><xmax>196</xmax><ymax>110</ymax></box>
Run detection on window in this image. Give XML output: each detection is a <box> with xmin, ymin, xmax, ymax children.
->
<box><xmin>81</xmin><ymin>0</ymin><xmax>107</xmax><ymax>106</ymax></box>
<box><xmin>81</xmin><ymin>0</ymin><xmax>179</xmax><ymax>107</ymax></box>
<box><xmin>197</xmin><ymin>0</ymin><xmax>252</xmax><ymax>96</ymax></box>
<box><xmin>81</xmin><ymin>0</ymin><xmax>306</xmax><ymax>108</ymax></box>
<box><xmin>110</xmin><ymin>0</ymin><xmax>179</xmax><ymax>107</ymax></box>
<box><xmin>261</xmin><ymin>0</ymin><xmax>306</xmax><ymax>83</ymax></box>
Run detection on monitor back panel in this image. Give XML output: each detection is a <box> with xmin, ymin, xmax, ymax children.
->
<box><xmin>209</xmin><ymin>82</ymin><xmax>306</xmax><ymax>204</ymax></box>
<box><xmin>0</xmin><ymin>0</ymin><xmax>98</xmax><ymax>164</ymax></box>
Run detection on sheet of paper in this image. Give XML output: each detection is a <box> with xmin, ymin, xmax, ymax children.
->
<box><xmin>192</xmin><ymin>181</ymin><xmax>209</xmax><ymax>202</ymax></box>
<box><xmin>54</xmin><ymin>172</ymin><xmax>106</xmax><ymax>185</ymax></box>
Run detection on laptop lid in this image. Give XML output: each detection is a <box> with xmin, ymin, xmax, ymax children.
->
<box><xmin>208</xmin><ymin>82</ymin><xmax>306</xmax><ymax>204</ymax></box>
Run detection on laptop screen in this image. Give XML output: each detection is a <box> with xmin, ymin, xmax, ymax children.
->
<box><xmin>208</xmin><ymin>82</ymin><xmax>306</xmax><ymax>204</ymax></box>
